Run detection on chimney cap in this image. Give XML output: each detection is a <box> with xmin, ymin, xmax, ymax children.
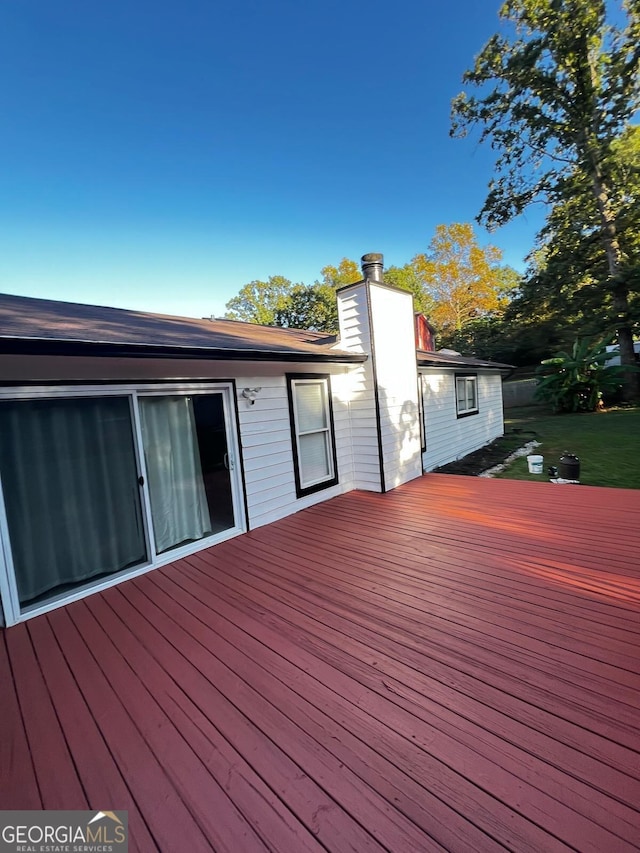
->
<box><xmin>361</xmin><ymin>252</ymin><xmax>384</xmax><ymax>283</ymax></box>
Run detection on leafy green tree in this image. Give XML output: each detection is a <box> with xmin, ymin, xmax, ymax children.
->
<box><xmin>494</xmin><ymin>265</ymin><xmax>523</xmax><ymax>299</ymax></box>
<box><xmin>503</xmin><ymin>244</ymin><xmax>600</xmax><ymax>363</ymax></box>
<box><xmin>224</xmin><ymin>276</ymin><xmax>294</xmax><ymax>325</ymax></box>
<box><xmin>384</xmin><ymin>263</ymin><xmax>437</xmax><ymax>315</ymax></box>
<box><xmin>439</xmin><ymin>316</ymin><xmax>517</xmax><ymax>363</ymax></box>
<box><xmin>274</xmin><ymin>284</ymin><xmax>339</xmax><ymax>332</ymax></box>
<box><xmin>506</xmin><ymin>126</ymin><xmax>640</xmax><ymax>361</ymax></box>
<box><xmin>319</xmin><ymin>258</ymin><xmax>361</xmax><ymax>289</ymax></box>
<box><xmin>222</xmin><ymin>238</ymin><xmax>519</xmax><ymax>343</ymax></box>
<box><xmin>451</xmin><ymin>0</ymin><xmax>640</xmax><ymax>397</ymax></box>
<box><xmin>224</xmin><ymin>259</ymin><xmax>359</xmax><ymax>332</ymax></box>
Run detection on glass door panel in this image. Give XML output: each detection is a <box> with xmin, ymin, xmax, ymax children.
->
<box><xmin>192</xmin><ymin>394</ymin><xmax>235</xmax><ymax>534</ymax></box>
<box><xmin>139</xmin><ymin>393</ymin><xmax>235</xmax><ymax>555</ymax></box>
<box><xmin>0</xmin><ymin>396</ymin><xmax>147</xmax><ymax>607</ymax></box>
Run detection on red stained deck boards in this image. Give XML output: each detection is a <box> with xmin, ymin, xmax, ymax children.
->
<box><xmin>2</xmin><ymin>475</ymin><xmax>639</xmax><ymax>852</ymax></box>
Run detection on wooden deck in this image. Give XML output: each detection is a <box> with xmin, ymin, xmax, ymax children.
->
<box><xmin>2</xmin><ymin>474</ymin><xmax>640</xmax><ymax>852</ymax></box>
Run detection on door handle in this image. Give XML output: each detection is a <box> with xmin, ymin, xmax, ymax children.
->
<box><xmin>224</xmin><ymin>453</ymin><xmax>234</xmax><ymax>471</ymax></box>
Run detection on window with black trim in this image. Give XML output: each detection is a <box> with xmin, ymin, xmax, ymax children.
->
<box><xmin>455</xmin><ymin>374</ymin><xmax>479</xmax><ymax>417</ymax></box>
<box><xmin>287</xmin><ymin>374</ymin><xmax>338</xmax><ymax>497</ymax></box>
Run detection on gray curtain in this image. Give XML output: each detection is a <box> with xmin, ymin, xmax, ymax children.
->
<box><xmin>139</xmin><ymin>396</ymin><xmax>211</xmax><ymax>554</ymax></box>
<box><xmin>0</xmin><ymin>397</ymin><xmax>147</xmax><ymax>605</ymax></box>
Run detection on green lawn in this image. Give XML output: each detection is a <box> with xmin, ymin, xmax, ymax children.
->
<box><xmin>495</xmin><ymin>405</ymin><xmax>640</xmax><ymax>489</ymax></box>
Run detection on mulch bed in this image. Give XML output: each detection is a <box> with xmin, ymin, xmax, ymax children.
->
<box><xmin>433</xmin><ymin>430</ymin><xmax>538</xmax><ymax>476</ymax></box>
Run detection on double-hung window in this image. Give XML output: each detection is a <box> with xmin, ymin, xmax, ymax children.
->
<box><xmin>287</xmin><ymin>375</ymin><xmax>338</xmax><ymax>497</ymax></box>
<box><xmin>455</xmin><ymin>374</ymin><xmax>479</xmax><ymax>417</ymax></box>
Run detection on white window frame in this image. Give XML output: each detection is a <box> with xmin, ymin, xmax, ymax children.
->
<box><xmin>287</xmin><ymin>375</ymin><xmax>338</xmax><ymax>497</ymax></box>
<box><xmin>0</xmin><ymin>381</ymin><xmax>246</xmax><ymax>626</ymax></box>
<box><xmin>455</xmin><ymin>374</ymin><xmax>479</xmax><ymax>418</ymax></box>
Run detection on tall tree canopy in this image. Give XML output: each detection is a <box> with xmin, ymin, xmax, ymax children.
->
<box><xmin>318</xmin><ymin>258</ymin><xmax>361</xmax><ymax>289</ymax></box>
<box><xmin>222</xmin><ymin>239</ymin><xmax>518</xmax><ymax>342</ymax></box>
<box><xmin>274</xmin><ymin>284</ymin><xmax>339</xmax><ymax>332</ymax></box>
<box><xmin>412</xmin><ymin>223</ymin><xmax>516</xmax><ymax>337</ymax></box>
<box><xmin>224</xmin><ymin>275</ymin><xmax>295</xmax><ymax>325</ymax></box>
<box><xmin>507</xmin><ymin>125</ymin><xmax>640</xmax><ymax>359</ymax></box>
<box><xmin>224</xmin><ymin>259</ymin><xmax>360</xmax><ymax>332</ymax></box>
<box><xmin>451</xmin><ymin>0</ymin><xmax>640</xmax><ymax>395</ymax></box>
<box><xmin>384</xmin><ymin>262</ymin><xmax>437</xmax><ymax>315</ymax></box>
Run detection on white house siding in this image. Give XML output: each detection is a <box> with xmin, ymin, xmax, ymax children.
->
<box><xmin>368</xmin><ymin>284</ymin><xmax>423</xmax><ymax>490</ymax></box>
<box><xmin>420</xmin><ymin>369</ymin><xmax>505</xmax><ymax>471</ymax></box>
<box><xmin>0</xmin><ymin>354</ymin><xmax>357</xmax><ymax>533</ymax></box>
<box><xmin>336</xmin><ymin>285</ymin><xmax>382</xmax><ymax>491</ymax></box>
<box><xmin>233</xmin><ymin>364</ymin><xmax>356</xmax><ymax>530</ymax></box>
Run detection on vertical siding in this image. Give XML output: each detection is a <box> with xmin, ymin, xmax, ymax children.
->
<box><xmin>420</xmin><ymin>370</ymin><xmax>505</xmax><ymax>471</ymax></box>
<box><xmin>336</xmin><ymin>285</ymin><xmax>382</xmax><ymax>492</ymax></box>
<box><xmin>369</xmin><ymin>285</ymin><xmax>423</xmax><ymax>489</ymax></box>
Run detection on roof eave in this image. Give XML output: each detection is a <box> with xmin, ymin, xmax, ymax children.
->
<box><xmin>0</xmin><ymin>337</ymin><xmax>367</xmax><ymax>364</ymax></box>
<box><xmin>417</xmin><ymin>352</ymin><xmax>514</xmax><ymax>371</ymax></box>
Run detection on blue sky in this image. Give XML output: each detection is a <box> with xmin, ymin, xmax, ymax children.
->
<box><xmin>0</xmin><ymin>0</ymin><xmax>545</xmax><ymax>319</ymax></box>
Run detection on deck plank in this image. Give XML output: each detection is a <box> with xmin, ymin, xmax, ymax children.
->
<box><xmin>254</xmin><ymin>523</ymin><xmax>640</xmax><ymax>670</ymax></box>
<box><xmin>187</xmin><ymin>538</ymin><xmax>640</xmax><ymax>784</ymax></box>
<box><xmin>142</xmin><ymin>568</ymin><xmax>499</xmax><ymax>853</ymax></box>
<box><xmin>227</xmin><ymin>531</ymin><xmax>640</xmax><ymax>727</ymax></box>
<box><xmin>26</xmin><ymin>615</ymin><xmax>158</xmax><ymax>853</ymax></box>
<box><xmin>181</xmin><ymin>548</ymin><xmax>640</xmax><ymax>851</ymax></box>
<box><xmin>83</xmin><ymin>592</ymin><xmax>326</xmax><ymax>853</ymax></box>
<box><xmin>5</xmin><ymin>622</ymin><xmax>88</xmax><ymax>810</ymax></box>
<box><xmin>0</xmin><ymin>630</ymin><xmax>42</xmax><ymax>809</ymax></box>
<box><xmin>67</xmin><ymin>598</ymin><xmax>273</xmax><ymax>853</ymax></box>
<box><xmin>47</xmin><ymin>606</ymin><xmax>213</xmax><ymax>851</ymax></box>
<box><xmin>287</xmin><ymin>505</ymin><xmax>640</xmax><ymax>620</ymax></box>
<box><xmin>107</xmin><ymin>579</ymin><xmax>415</xmax><ymax>853</ymax></box>
<box><xmin>153</xmin><ymin>563</ymin><xmax>576</xmax><ymax>852</ymax></box>
<box><xmin>2</xmin><ymin>474</ymin><xmax>640</xmax><ymax>852</ymax></box>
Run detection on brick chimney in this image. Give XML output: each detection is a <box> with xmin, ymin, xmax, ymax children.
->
<box><xmin>415</xmin><ymin>314</ymin><xmax>436</xmax><ymax>352</ymax></box>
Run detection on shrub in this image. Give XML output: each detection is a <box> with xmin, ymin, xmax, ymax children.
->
<box><xmin>534</xmin><ymin>338</ymin><xmax>628</xmax><ymax>413</ymax></box>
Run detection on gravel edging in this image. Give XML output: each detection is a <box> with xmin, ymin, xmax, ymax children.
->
<box><xmin>478</xmin><ymin>440</ymin><xmax>542</xmax><ymax>478</ymax></box>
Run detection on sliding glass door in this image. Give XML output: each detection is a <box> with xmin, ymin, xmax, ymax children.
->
<box><xmin>0</xmin><ymin>384</ymin><xmax>242</xmax><ymax>622</ymax></box>
<box><xmin>0</xmin><ymin>396</ymin><xmax>147</xmax><ymax>607</ymax></box>
<box><xmin>138</xmin><ymin>393</ymin><xmax>235</xmax><ymax>554</ymax></box>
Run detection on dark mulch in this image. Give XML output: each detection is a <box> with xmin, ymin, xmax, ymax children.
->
<box><xmin>433</xmin><ymin>430</ymin><xmax>538</xmax><ymax>476</ymax></box>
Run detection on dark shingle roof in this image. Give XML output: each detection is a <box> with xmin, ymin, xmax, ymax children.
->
<box><xmin>417</xmin><ymin>349</ymin><xmax>513</xmax><ymax>371</ymax></box>
<box><xmin>0</xmin><ymin>293</ymin><xmax>365</xmax><ymax>363</ymax></box>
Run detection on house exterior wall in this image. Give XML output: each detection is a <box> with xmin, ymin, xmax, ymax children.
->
<box><xmin>335</xmin><ymin>284</ymin><xmax>382</xmax><ymax>491</ymax></box>
<box><xmin>234</xmin><ymin>366</ymin><xmax>355</xmax><ymax>529</ymax></box>
<box><xmin>420</xmin><ymin>369</ymin><xmax>505</xmax><ymax>471</ymax></box>
<box><xmin>0</xmin><ymin>354</ymin><xmax>356</xmax><ymax>532</ymax></box>
<box><xmin>0</xmin><ymin>302</ymin><xmax>509</xmax><ymax>626</ymax></box>
<box><xmin>336</xmin><ymin>282</ymin><xmax>422</xmax><ymax>492</ymax></box>
<box><xmin>369</xmin><ymin>285</ymin><xmax>422</xmax><ymax>490</ymax></box>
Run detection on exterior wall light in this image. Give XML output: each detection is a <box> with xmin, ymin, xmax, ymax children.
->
<box><xmin>241</xmin><ymin>387</ymin><xmax>262</xmax><ymax>405</ymax></box>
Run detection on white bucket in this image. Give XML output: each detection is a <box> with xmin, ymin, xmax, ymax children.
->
<box><xmin>527</xmin><ymin>454</ymin><xmax>544</xmax><ymax>474</ymax></box>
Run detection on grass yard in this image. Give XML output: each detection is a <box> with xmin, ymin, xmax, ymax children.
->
<box><xmin>496</xmin><ymin>405</ymin><xmax>640</xmax><ymax>489</ymax></box>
